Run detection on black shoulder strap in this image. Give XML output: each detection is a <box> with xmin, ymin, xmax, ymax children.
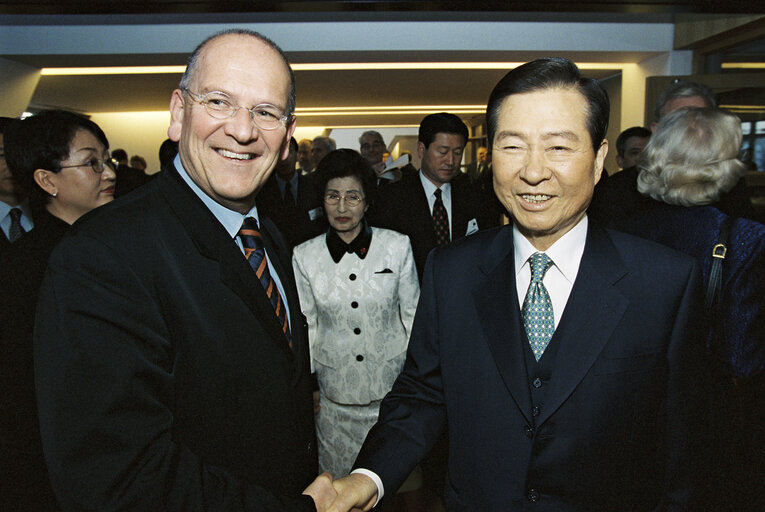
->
<box><xmin>704</xmin><ymin>216</ymin><xmax>735</xmax><ymax>312</ymax></box>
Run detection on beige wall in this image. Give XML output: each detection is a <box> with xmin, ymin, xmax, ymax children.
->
<box><xmin>88</xmin><ymin>112</ymin><xmax>172</xmax><ymax>174</ymax></box>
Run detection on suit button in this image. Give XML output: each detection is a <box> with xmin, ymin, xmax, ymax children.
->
<box><xmin>528</xmin><ymin>489</ymin><xmax>539</xmax><ymax>502</ymax></box>
<box><xmin>532</xmin><ymin>406</ymin><xmax>540</xmax><ymax>417</ymax></box>
<box><xmin>356</xmin><ymin>354</ymin><xmax>364</xmax><ymax>361</ymax></box>
<box><xmin>524</xmin><ymin>425</ymin><xmax>534</xmax><ymax>438</ymax></box>
<box><xmin>532</xmin><ymin>377</ymin><xmax>542</xmax><ymax>388</ymax></box>
<box><xmin>349</xmin><ymin>273</ymin><xmax>357</xmax><ymax>281</ymax></box>
<box><xmin>353</xmin><ymin>327</ymin><xmax>361</xmax><ymax>335</ymax></box>
<box><xmin>351</xmin><ymin>301</ymin><xmax>359</xmax><ymax>308</ymax></box>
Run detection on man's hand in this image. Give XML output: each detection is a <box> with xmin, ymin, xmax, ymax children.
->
<box><xmin>303</xmin><ymin>472</ymin><xmax>337</xmax><ymax>511</ymax></box>
<box><xmin>326</xmin><ymin>473</ymin><xmax>378</xmax><ymax>512</ymax></box>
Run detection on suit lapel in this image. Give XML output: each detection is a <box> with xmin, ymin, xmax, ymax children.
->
<box><xmin>472</xmin><ymin>227</ymin><xmax>533</xmax><ymax>424</ymax></box>
<box><xmin>536</xmin><ymin>224</ymin><xmax>629</xmax><ymax>426</ymax></box>
<box><xmin>159</xmin><ymin>166</ymin><xmax>293</xmax><ymax>359</ymax></box>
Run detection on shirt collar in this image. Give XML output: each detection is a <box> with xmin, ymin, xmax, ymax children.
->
<box><xmin>419</xmin><ymin>170</ymin><xmax>451</xmax><ymax>198</ymax></box>
<box><xmin>174</xmin><ymin>154</ymin><xmax>259</xmax><ymax>237</ymax></box>
<box><xmin>326</xmin><ymin>219</ymin><xmax>373</xmax><ymax>263</ymax></box>
<box><xmin>513</xmin><ymin>215</ymin><xmax>588</xmax><ymax>284</ymax></box>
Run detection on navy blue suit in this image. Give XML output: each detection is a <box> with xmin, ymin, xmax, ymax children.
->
<box><xmin>355</xmin><ymin>222</ymin><xmax>705</xmax><ymax>511</ymax></box>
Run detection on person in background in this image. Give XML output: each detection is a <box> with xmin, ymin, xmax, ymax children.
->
<box><xmin>292</xmin><ymin>149</ymin><xmax>422</xmax><ymax>510</ymax></box>
<box><xmin>158</xmin><ymin>137</ymin><xmax>179</xmax><ymax>169</ymax></box>
<box><xmin>465</xmin><ymin>145</ymin><xmax>489</xmax><ymax>183</ymax></box>
<box><xmin>0</xmin><ymin>117</ymin><xmax>34</xmax><ymax>257</ymax></box>
<box><xmin>112</xmin><ymin>148</ymin><xmax>149</xmax><ymax>197</ymax></box>
<box><xmin>605</xmin><ymin>107</ymin><xmax>765</xmax><ymax>511</ymax></box>
<box><xmin>614</xmin><ymin>126</ymin><xmax>650</xmax><ymax>170</ymax></box>
<box><xmin>130</xmin><ymin>154</ymin><xmax>147</xmax><ymax>171</ymax></box>
<box><xmin>257</xmin><ymin>137</ymin><xmax>326</xmax><ymax>249</ymax></box>
<box><xmin>359</xmin><ymin>130</ymin><xmax>400</xmax><ymax>183</ymax></box>
<box><xmin>1</xmin><ymin>109</ymin><xmax>117</xmax><ymax>511</ymax></box>
<box><xmin>311</xmin><ymin>136</ymin><xmax>336</xmax><ymax>169</ymax></box>
<box><xmin>298</xmin><ymin>138</ymin><xmax>315</xmax><ymax>175</ymax></box>
<box><xmin>590</xmin><ymin>79</ymin><xmax>756</xmax><ymax>222</ymax></box>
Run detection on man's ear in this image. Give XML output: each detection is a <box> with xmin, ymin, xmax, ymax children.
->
<box><xmin>168</xmin><ymin>89</ymin><xmax>185</xmax><ymax>142</ymax></box>
<box><xmin>33</xmin><ymin>169</ymin><xmax>57</xmax><ymax>197</ymax></box>
<box><xmin>615</xmin><ymin>154</ymin><xmax>625</xmax><ymax>169</ymax></box>
<box><xmin>280</xmin><ymin>116</ymin><xmax>297</xmax><ymax>161</ymax></box>
<box><xmin>593</xmin><ymin>139</ymin><xmax>608</xmax><ymax>186</ymax></box>
<box><xmin>417</xmin><ymin>141</ymin><xmax>426</xmax><ymax>160</ymax></box>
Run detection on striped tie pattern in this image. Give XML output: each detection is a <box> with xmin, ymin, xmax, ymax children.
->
<box><xmin>432</xmin><ymin>188</ymin><xmax>449</xmax><ymax>246</ymax></box>
<box><xmin>238</xmin><ymin>217</ymin><xmax>292</xmax><ymax>349</ymax></box>
<box><xmin>522</xmin><ymin>252</ymin><xmax>555</xmax><ymax>361</ymax></box>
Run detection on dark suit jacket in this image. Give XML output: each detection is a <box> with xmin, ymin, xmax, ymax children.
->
<box><xmin>33</xmin><ymin>164</ymin><xmax>318</xmax><ymax>511</ymax></box>
<box><xmin>256</xmin><ymin>172</ymin><xmax>326</xmax><ymax>250</ymax></box>
<box><xmin>355</xmin><ymin>222</ymin><xmax>705</xmax><ymax>511</ymax></box>
<box><xmin>367</xmin><ymin>170</ymin><xmax>498</xmax><ymax>280</ymax></box>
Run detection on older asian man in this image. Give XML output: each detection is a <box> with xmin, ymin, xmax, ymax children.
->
<box><xmin>33</xmin><ymin>30</ymin><xmax>327</xmax><ymax>511</ymax></box>
<box><xmin>321</xmin><ymin>58</ymin><xmax>705</xmax><ymax>512</ymax></box>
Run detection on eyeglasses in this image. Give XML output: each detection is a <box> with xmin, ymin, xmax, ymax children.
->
<box><xmin>58</xmin><ymin>157</ymin><xmax>118</xmax><ymax>174</ymax></box>
<box><xmin>324</xmin><ymin>192</ymin><xmax>364</xmax><ymax>207</ymax></box>
<box><xmin>182</xmin><ymin>88</ymin><xmax>290</xmax><ymax>131</ymax></box>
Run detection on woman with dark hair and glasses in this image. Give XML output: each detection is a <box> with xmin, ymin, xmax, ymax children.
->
<box><xmin>0</xmin><ymin>110</ymin><xmax>115</xmax><ymax>511</ymax></box>
<box><xmin>292</xmin><ymin>149</ymin><xmax>423</xmax><ymax>504</ymax></box>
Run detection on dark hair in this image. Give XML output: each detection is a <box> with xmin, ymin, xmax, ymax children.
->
<box><xmin>0</xmin><ymin>117</ymin><xmax>16</xmax><ymax>134</ymax></box>
<box><xmin>653</xmin><ymin>80</ymin><xmax>716</xmax><ymax>122</ymax></box>
<box><xmin>314</xmin><ymin>149</ymin><xmax>377</xmax><ymax>206</ymax></box>
<box><xmin>616</xmin><ymin>126</ymin><xmax>651</xmax><ymax>158</ymax></box>
<box><xmin>158</xmin><ymin>138</ymin><xmax>178</xmax><ymax>168</ymax></box>
<box><xmin>418</xmin><ymin>112</ymin><xmax>468</xmax><ymax>148</ymax></box>
<box><xmin>486</xmin><ymin>58</ymin><xmax>609</xmax><ymax>152</ymax></box>
<box><xmin>288</xmin><ymin>136</ymin><xmax>298</xmax><ymax>153</ymax></box>
<box><xmin>4</xmin><ymin>110</ymin><xmax>109</xmax><ymax>208</ymax></box>
<box><xmin>179</xmin><ymin>29</ymin><xmax>296</xmax><ymax>118</ymax></box>
<box><xmin>111</xmin><ymin>148</ymin><xmax>128</xmax><ymax>163</ymax></box>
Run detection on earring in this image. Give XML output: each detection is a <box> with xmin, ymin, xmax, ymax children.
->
<box><xmin>52</xmin><ymin>192</ymin><xmax>57</xmax><ymax>197</ymax></box>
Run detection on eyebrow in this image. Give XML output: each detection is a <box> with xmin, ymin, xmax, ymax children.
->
<box><xmin>494</xmin><ymin>130</ymin><xmax>581</xmax><ymax>142</ymax></box>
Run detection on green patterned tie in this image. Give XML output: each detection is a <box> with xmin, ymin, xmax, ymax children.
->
<box><xmin>522</xmin><ymin>252</ymin><xmax>555</xmax><ymax>361</ymax></box>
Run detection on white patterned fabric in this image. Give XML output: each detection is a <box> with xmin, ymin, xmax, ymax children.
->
<box><xmin>522</xmin><ymin>252</ymin><xmax>555</xmax><ymax>361</ymax></box>
<box><xmin>292</xmin><ymin>227</ymin><xmax>420</xmax><ymax>475</ymax></box>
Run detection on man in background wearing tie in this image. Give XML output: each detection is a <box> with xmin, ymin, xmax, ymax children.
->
<box><xmin>323</xmin><ymin>58</ymin><xmax>705</xmax><ymax>511</ymax></box>
<box><xmin>33</xmin><ymin>29</ymin><xmax>330</xmax><ymax>511</ymax></box>
<box><xmin>0</xmin><ymin>117</ymin><xmax>33</xmax><ymax>256</ymax></box>
<box><xmin>368</xmin><ymin>112</ymin><xmax>495</xmax><ymax>281</ymax></box>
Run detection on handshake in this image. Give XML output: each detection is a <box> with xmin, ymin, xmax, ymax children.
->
<box><xmin>303</xmin><ymin>472</ymin><xmax>379</xmax><ymax>512</ymax></box>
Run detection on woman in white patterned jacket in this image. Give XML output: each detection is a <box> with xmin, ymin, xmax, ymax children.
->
<box><xmin>292</xmin><ymin>149</ymin><xmax>422</xmax><ymax>497</ymax></box>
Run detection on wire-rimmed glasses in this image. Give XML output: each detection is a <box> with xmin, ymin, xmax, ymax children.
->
<box><xmin>182</xmin><ymin>88</ymin><xmax>290</xmax><ymax>131</ymax></box>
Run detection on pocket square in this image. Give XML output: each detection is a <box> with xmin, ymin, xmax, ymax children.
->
<box><xmin>375</xmin><ymin>268</ymin><xmax>394</xmax><ymax>274</ymax></box>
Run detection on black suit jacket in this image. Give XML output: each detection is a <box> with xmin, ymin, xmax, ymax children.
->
<box><xmin>355</xmin><ymin>222</ymin><xmax>705</xmax><ymax>511</ymax></box>
<box><xmin>34</xmin><ymin>164</ymin><xmax>318</xmax><ymax>511</ymax></box>
<box><xmin>367</xmin><ymin>170</ymin><xmax>497</xmax><ymax>280</ymax></box>
<box><xmin>256</xmin><ymin>173</ymin><xmax>325</xmax><ymax>250</ymax></box>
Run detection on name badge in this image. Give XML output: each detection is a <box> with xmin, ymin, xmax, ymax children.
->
<box><xmin>465</xmin><ymin>218</ymin><xmax>479</xmax><ymax>236</ymax></box>
<box><xmin>308</xmin><ymin>207</ymin><xmax>324</xmax><ymax>221</ymax></box>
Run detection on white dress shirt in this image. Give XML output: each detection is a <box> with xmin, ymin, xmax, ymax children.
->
<box><xmin>513</xmin><ymin>216</ymin><xmax>588</xmax><ymax>329</ymax></box>
<box><xmin>354</xmin><ymin>216</ymin><xmax>590</xmax><ymax>504</ymax></box>
<box><xmin>419</xmin><ymin>170</ymin><xmax>452</xmax><ymax>241</ymax></box>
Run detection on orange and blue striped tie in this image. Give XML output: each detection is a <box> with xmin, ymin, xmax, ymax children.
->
<box><xmin>238</xmin><ymin>217</ymin><xmax>292</xmax><ymax>349</ymax></box>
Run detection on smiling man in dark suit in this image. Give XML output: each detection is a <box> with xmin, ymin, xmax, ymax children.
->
<box><xmin>33</xmin><ymin>29</ymin><xmax>329</xmax><ymax>511</ymax></box>
<box><xmin>321</xmin><ymin>58</ymin><xmax>705</xmax><ymax>512</ymax></box>
<box><xmin>368</xmin><ymin>112</ymin><xmax>496</xmax><ymax>281</ymax></box>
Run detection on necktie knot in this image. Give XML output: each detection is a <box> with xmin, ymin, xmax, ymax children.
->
<box><xmin>529</xmin><ymin>252</ymin><xmax>552</xmax><ymax>283</ymax></box>
<box><xmin>434</xmin><ymin>188</ymin><xmax>442</xmax><ymax>200</ymax></box>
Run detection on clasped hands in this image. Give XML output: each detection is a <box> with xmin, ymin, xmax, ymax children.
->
<box><xmin>303</xmin><ymin>472</ymin><xmax>378</xmax><ymax>512</ymax></box>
